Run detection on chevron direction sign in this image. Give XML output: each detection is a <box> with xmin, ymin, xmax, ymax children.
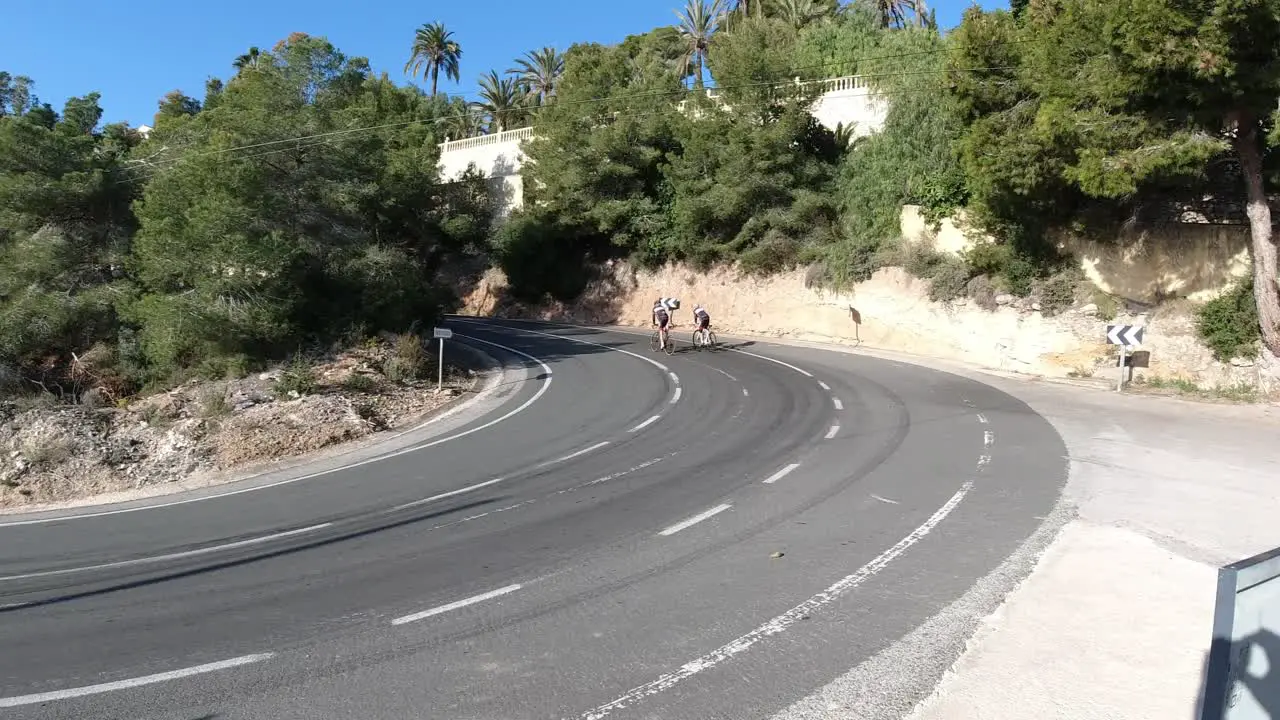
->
<box><xmin>1106</xmin><ymin>324</ymin><xmax>1145</xmax><ymax>346</ymax></box>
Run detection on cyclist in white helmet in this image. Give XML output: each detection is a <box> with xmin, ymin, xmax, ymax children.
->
<box><xmin>692</xmin><ymin>304</ymin><xmax>711</xmax><ymax>345</ymax></box>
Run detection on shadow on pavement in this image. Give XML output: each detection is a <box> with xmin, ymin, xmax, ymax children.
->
<box><xmin>1194</xmin><ymin>628</ymin><xmax>1280</xmax><ymax>719</ymax></box>
<box><xmin>0</xmin><ymin>495</ymin><xmax>507</xmax><ymax>613</ymax></box>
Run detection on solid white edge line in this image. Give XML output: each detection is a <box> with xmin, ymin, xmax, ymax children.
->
<box><xmin>391</xmin><ymin>583</ymin><xmax>523</xmax><ymax>625</ymax></box>
<box><xmin>742</xmin><ymin>388</ymin><xmax>749</xmax><ymax>397</ymax></box>
<box><xmin>0</xmin><ymin>524</ymin><xmax>332</xmax><ymax>583</ymax></box>
<box><xmin>0</xmin><ymin>334</ymin><xmax>554</xmax><ymax>528</ymax></box>
<box><xmin>762</xmin><ymin>463</ymin><xmax>801</xmax><ymax>485</ymax></box>
<box><xmin>670</xmin><ymin>386</ymin><xmax>682</xmax><ymax>404</ymax></box>
<box><xmin>824</xmin><ymin>425</ymin><xmax>840</xmax><ymax>440</ymax></box>
<box><xmin>658</xmin><ymin>504</ymin><xmax>732</xmax><ymax>537</ymax></box>
<box><xmin>629</xmin><ymin>415</ymin><xmax>661</xmax><ymax>433</ymax></box>
<box><xmin>976</xmin><ymin>413</ymin><xmax>989</xmax><ymax>424</ymax></box>
<box><xmin>832</xmin><ymin>397</ymin><xmax>844</xmax><ymax>410</ymax></box>
<box><xmin>0</xmin><ymin>653</ymin><xmax>275</xmax><ymax>708</ymax></box>
<box><xmin>727</xmin><ymin>348</ymin><xmax>814</xmax><ymax>377</ymax></box>
<box><xmin>578</xmin><ymin>480</ymin><xmax>975</xmax><ymax>720</ymax></box>
<box><xmin>538</xmin><ymin>441</ymin><xmax>611</xmax><ymax>468</ymax></box>
<box><xmin>818</xmin><ymin>381</ymin><xmax>831</xmax><ymax>390</ymax></box>
<box><xmin>668</xmin><ymin>372</ymin><xmax>680</xmax><ymax>385</ymax></box>
<box><xmin>984</xmin><ymin>430</ymin><xmax>994</xmax><ymax>447</ymax></box>
<box><xmin>391</xmin><ymin>478</ymin><xmax>505</xmax><ymax>512</ymax></box>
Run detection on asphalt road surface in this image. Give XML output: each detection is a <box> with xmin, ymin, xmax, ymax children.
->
<box><xmin>0</xmin><ymin>319</ymin><xmax>1067</xmax><ymax>720</ymax></box>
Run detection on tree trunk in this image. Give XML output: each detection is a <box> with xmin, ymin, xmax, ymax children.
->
<box><xmin>431</xmin><ymin>66</ymin><xmax>439</xmax><ymax>97</ymax></box>
<box><xmin>1234</xmin><ymin>111</ymin><xmax>1280</xmax><ymax>356</ymax></box>
<box><xmin>695</xmin><ymin>53</ymin><xmax>704</xmax><ymax>89</ymax></box>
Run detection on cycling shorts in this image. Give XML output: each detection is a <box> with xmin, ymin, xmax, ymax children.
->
<box><xmin>695</xmin><ymin>316</ymin><xmax>710</xmax><ymax>330</ymax></box>
<box><xmin>655</xmin><ymin>313</ymin><xmax>670</xmax><ymax>329</ymax></box>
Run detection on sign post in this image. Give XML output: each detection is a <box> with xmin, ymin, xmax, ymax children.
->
<box><xmin>433</xmin><ymin>327</ymin><xmax>453</xmax><ymax>392</ymax></box>
<box><xmin>1105</xmin><ymin>324</ymin><xmax>1145</xmax><ymax>392</ymax></box>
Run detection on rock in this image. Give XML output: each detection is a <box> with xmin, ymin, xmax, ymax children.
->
<box><xmin>995</xmin><ymin>294</ymin><xmax>1014</xmax><ymax>306</ymax></box>
<box><xmin>1230</xmin><ymin>357</ymin><xmax>1256</xmax><ymax>368</ymax></box>
<box><xmin>1031</xmin><ymin>302</ymin><xmax>1043</xmax><ymax>312</ymax></box>
<box><xmin>1078</xmin><ymin>303</ymin><xmax>1098</xmax><ymax>316</ymax></box>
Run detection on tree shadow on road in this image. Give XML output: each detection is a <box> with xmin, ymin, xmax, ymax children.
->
<box><xmin>0</xmin><ymin>496</ymin><xmax>508</xmax><ymax>613</ymax></box>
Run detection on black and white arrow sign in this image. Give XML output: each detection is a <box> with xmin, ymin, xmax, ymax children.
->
<box><xmin>1106</xmin><ymin>324</ymin><xmax>1145</xmax><ymax>346</ymax></box>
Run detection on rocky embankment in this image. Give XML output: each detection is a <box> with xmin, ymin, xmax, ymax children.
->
<box><xmin>1</xmin><ymin>337</ymin><xmax>479</xmax><ymax>509</ymax></box>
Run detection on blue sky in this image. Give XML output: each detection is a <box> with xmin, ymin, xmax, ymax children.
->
<box><xmin>2</xmin><ymin>0</ymin><xmax>1006</xmax><ymax>128</ymax></box>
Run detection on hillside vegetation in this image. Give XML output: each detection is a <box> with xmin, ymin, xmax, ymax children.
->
<box><xmin>500</xmin><ymin>0</ymin><xmax>1280</xmax><ymax>362</ymax></box>
<box><xmin>4</xmin><ymin>0</ymin><xmax>1280</xmax><ymax>408</ymax></box>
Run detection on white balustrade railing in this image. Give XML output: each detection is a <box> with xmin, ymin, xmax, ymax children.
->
<box><xmin>439</xmin><ymin>126</ymin><xmax>535</xmax><ymax>153</ymax></box>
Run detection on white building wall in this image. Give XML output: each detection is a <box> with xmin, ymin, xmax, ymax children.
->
<box><xmin>438</xmin><ymin>78</ymin><xmax>889</xmax><ymax>218</ymax></box>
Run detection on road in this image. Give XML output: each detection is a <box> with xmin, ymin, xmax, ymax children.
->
<box><xmin>0</xmin><ymin>320</ymin><xmax>1067</xmax><ymax>720</ymax></box>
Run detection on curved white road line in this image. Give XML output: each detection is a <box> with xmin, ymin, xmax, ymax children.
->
<box><xmin>629</xmin><ymin>416</ymin><xmax>661</xmax><ymax>433</ymax></box>
<box><xmin>537</xmin><ymin>441</ymin><xmax>611</xmax><ymax>469</ymax></box>
<box><xmin>0</xmin><ymin>335</ymin><xmax>554</xmax><ymax>528</ymax></box>
<box><xmin>391</xmin><ymin>477</ymin><xmax>505</xmax><ymax>513</ymax></box>
<box><xmin>670</xmin><ymin>387</ymin><xmax>682</xmax><ymax>404</ymax></box>
<box><xmin>578</xmin><ymin>479</ymin><xmax>975</xmax><ymax>720</ymax></box>
<box><xmin>0</xmin><ymin>524</ymin><xmax>332</xmax><ymax>583</ymax></box>
<box><xmin>391</xmin><ymin>584</ymin><xmax>523</xmax><ymax>626</ymax></box>
<box><xmin>727</xmin><ymin>349</ymin><xmax>814</xmax><ymax>378</ymax></box>
<box><xmin>762</xmin><ymin>463</ymin><xmax>801</xmax><ymax>485</ymax></box>
<box><xmin>454</xmin><ymin>319</ymin><xmax>671</xmax><ymax>374</ymax></box>
<box><xmin>0</xmin><ymin>653</ymin><xmax>275</xmax><ymax>708</ymax></box>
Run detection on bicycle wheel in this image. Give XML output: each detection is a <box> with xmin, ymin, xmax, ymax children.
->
<box><xmin>691</xmin><ymin>331</ymin><xmax>703</xmax><ymax>350</ymax></box>
<box><xmin>706</xmin><ymin>331</ymin><xmax>717</xmax><ymax>349</ymax></box>
<box><xmin>650</xmin><ymin>330</ymin><xmax>661</xmax><ymax>352</ymax></box>
<box><xmin>663</xmin><ymin>334</ymin><xmax>677</xmax><ymax>355</ymax></box>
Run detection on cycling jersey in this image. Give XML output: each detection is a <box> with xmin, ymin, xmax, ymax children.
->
<box><xmin>653</xmin><ymin>304</ymin><xmax>670</xmax><ymax>328</ymax></box>
<box><xmin>693</xmin><ymin>308</ymin><xmax>710</xmax><ymax>329</ymax></box>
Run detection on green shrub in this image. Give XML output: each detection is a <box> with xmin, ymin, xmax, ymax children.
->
<box><xmin>384</xmin><ymin>332</ymin><xmax>427</xmax><ymax>384</ymax></box>
<box><xmin>963</xmin><ymin>241</ymin><xmax>1038</xmax><ymax>297</ymax></box>
<box><xmin>1093</xmin><ymin>290</ymin><xmax>1119</xmax><ymax>321</ymax></box>
<box><xmin>966</xmin><ymin>274</ymin><xmax>999</xmax><ymax>311</ymax></box>
<box><xmin>274</xmin><ymin>357</ymin><xmax>319</xmax><ymax>397</ymax></box>
<box><xmin>1035</xmin><ymin>272</ymin><xmax>1078</xmax><ymax>317</ymax></box>
<box><xmin>929</xmin><ymin>257</ymin><xmax>973</xmax><ymax>302</ymax></box>
<box><xmin>342</xmin><ymin>373</ymin><xmax>379</xmax><ymax>392</ymax></box>
<box><xmin>901</xmin><ymin>242</ymin><xmax>947</xmax><ymax>280</ymax></box>
<box><xmin>198</xmin><ymin>385</ymin><xmax>231</xmax><ymax>417</ymax></box>
<box><xmin>1197</xmin><ymin>279</ymin><xmax>1260</xmax><ymax>362</ymax></box>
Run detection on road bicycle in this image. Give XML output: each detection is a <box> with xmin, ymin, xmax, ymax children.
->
<box><xmin>650</xmin><ymin>326</ymin><xmax>677</xmax><ymax>355</ymax></box>
<box><xmin>691</xmin><ymin>327</ymin><xmax>717</xmax><ymax>351</ymax></box>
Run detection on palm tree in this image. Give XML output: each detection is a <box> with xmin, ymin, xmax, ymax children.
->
<box><xmin>675</xmin><ymin>0</ymin><xmax>725</xmax><ymax>89</ymax></box>
<box><xmin>233</xmin><ymin>46</ymin><xmax>262</xmax><ymax>74</ymax></box>
<box><xmin>405</xmin><ymin>22</ymin><xmax>462</xmax><ymax>96</ymax></box>
<box><xmin>864</xmin><ymin>0</ymin><xmax>923</xmax><ymax>29</ymax></box>
<box><xmin>766</xmin><ymin>0</ymin><xmax>838</xmax><ymax>29</ymax></box>
<box><xmin>507</xmin><ymin>47</ymin><xmax>565</xmax><ymax>105</ymax></box>
<box><xmin>477</xmin><ymin>70</ymin><xmax>528</xmax><ymax>133</ymax></box>
<box><xmin>444</xmin><ymin>101</ymin><xmax>485</xmax><ymax>140</ymax></box>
